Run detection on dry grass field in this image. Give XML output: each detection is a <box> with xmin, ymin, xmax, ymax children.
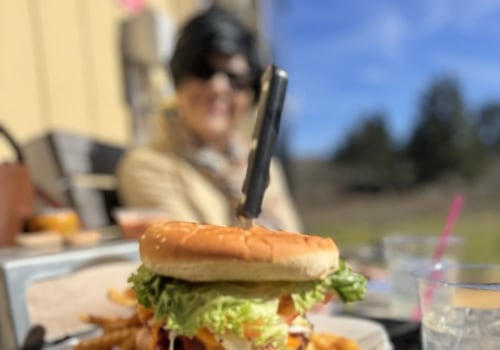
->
<box><xmin>291</xmin><ymin>159</ymin><xmax>500</xmax><ymax>263</ymax></box>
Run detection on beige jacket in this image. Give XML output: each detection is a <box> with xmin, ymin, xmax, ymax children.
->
<box><xmin>117</xmin><ymin>135</ymin><xmax>302</xmax><ymax>233</ymax></box>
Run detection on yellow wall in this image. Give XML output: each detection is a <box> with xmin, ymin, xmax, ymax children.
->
<box><xmin>0</xmin><ymin>0</ymin><xmax>199</xmax><ymax>161</ymax></box>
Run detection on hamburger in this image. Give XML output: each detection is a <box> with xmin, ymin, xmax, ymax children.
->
<box><xmin>128</xmin><ymin>221</ymin><xmax>367</xmax><ymax>350</ymax></box>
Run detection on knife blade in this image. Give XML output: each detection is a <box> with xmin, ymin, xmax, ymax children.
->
<box><xmin>236</xmin><ymin>65</ymin><xmax>288</xmax><ymax>228</ymax></box>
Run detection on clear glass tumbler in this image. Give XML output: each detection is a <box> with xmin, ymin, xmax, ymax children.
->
<box><xmin>382</xmin><ymin>234</ymin><xmax>463</xmax><ymax>319</ymax></box>
<box><xmin>414</xmin><ymin>263</ymin><xmax>500</xmax><ymax>350</ymax></box>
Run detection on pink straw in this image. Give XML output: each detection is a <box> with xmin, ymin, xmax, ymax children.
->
<box><xmin>411</xmin><ymin>194</ymin><xmax>464</xmax><ymax>321</ymax></box>
<box><xmin>431</xmin><ymin>194</ymin><xmax>464</xmax><ymax>262</ymax></box>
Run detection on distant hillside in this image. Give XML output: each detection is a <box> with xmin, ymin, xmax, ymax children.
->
<box><xmin>288</xmin><ymin>158</ymin><xmax>339</xmax><ymax>206</ymax></box>
<box><xmin>288</xmin><ymin>157</ymin><xmax>500</xmax><ymax>230</ymax></box>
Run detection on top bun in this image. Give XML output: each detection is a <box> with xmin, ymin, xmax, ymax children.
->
<box><xmin>139</xmin><ymin>221</ymin><xmax>339</xmax><ymax>282</ymax></box>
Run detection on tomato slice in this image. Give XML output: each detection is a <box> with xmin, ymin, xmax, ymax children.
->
<box><xmin>277</xmin><ymin>295</ymin><xmax>299</xmax><ymax>324</ymax></box>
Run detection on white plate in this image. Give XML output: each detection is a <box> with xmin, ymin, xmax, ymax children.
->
<box><xmin>308</xmin><ymin>314</ymin><xmax>393</xmax><ymax>350</ymax></box>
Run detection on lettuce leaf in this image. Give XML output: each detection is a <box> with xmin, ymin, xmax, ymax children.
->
<box><xmin>290</xmin><ymin>260</ymin><xmax>367</xmax><ymax>313</ymax></box>
<box><xmin>128</xmin><ymin>259</ymin><xmax>366</xmax><ymax>349</ymax></box>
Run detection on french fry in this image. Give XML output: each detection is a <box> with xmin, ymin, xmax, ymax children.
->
<box><xmin>73</xmin><ymin>327</ymin><xmax>140</xmax><ymax>350</ymax></box>
<box><xmin>308</xmin><ymin>332</ymin><xmax>360</xmax><ymax>350</ymax></box>
<box><xmin>108</xmin><ymin>288</ymin><xmax>137</xmax><ymax>307</ymax></box>
<box><xmin>80</xmin><ymin>314</ymin><xmax>118</xmax><ymax>329</ymax></box>
<box><xmin>334</xmin><ymin>337</ymin><xmax>360</xmax><ymax>350</ymax></box>
<box><xmin>103</xmin><ymin>313</ymin><xmax>142</xmax><ymax>332</ymax></box>
<box><xmin>73</xmin><ymin>288</ymin><xmax>147</xmax><ymax>349</ymax></box>
<box><xmin>120</xmin><ymin>331</ymin><xmax>138</xmax><ymax>350</ymax></box>
<box><xmin>80</xmin><ymin>313</ymin><xmax>141</xmax><ymax>332</ymax></box>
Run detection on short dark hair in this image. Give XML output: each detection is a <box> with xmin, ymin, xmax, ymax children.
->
<box><xmin>169</xmin><ymin>6</ymin><xmax>263</xmax><ymax>100</ymax></box>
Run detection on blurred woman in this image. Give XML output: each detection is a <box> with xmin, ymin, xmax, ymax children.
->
<box><xmin>117</xmin><ymin>6</ymin><xmax>302</xmax><ymax>232</ymax></box>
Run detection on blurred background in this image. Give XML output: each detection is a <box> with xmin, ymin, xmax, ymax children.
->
<box><xmin>1</xmin><ymin>0</ymin><xmax>500</xmax><ymax>262</ymax></box>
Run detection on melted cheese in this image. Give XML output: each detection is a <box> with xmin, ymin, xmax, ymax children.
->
<box><xmin>168</xmin><ymin>331</ymin><xmax>177</xmax><ymax>350</ymax></box>
<box><xmin>218</xmin><ymin>334</ymin><xmax>253</xmax><ymax>350</ymax></box>
<box><xmin>288</xmin><ymin>315</ymin><xmax>313</xmax><ymax>338</ymax></box>
<box><xmin>196</xmin><ymin>328</ymin><xmax>253</xmax><ymax>350</ymax></box>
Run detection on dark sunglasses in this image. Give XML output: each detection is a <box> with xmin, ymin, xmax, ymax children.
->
<box><xmin>190</xmin><ymin>62</ymin><xmax>253</xmax><ymax>91</ymax></box>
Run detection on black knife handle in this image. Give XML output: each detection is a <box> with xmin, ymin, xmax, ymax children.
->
<box><xmin>237</xmin><ymin>65</ymin><xmax>288</xmax><ymax>220</ymax></box>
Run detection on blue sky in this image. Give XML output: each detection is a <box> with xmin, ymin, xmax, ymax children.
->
<box><xmin>263</xmin><ymin>0</ymin><xmax>500</xmax><ymax>158</ymax></box>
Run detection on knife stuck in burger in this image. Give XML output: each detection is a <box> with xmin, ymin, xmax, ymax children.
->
<box><xmin>236</xmin><ymin>64</ymin><xmax>288</xmax><ymax>229</ymax></box>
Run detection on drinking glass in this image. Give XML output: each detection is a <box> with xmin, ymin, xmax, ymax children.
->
<box><xmin>414</xmin><ymin>264</ymin><xmax>500</xmax><ymax>350</ymax></box>
<box><xmin>382</xmin><ymin>234</ymin><xmax>463</xmax><ymax>319</ymax></box>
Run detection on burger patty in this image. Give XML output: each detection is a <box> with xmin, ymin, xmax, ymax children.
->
<box><xmin>153</xmin><ymin>328</ymin><xmax>309</xmax><ymax>350</ymax></box>
<box><xmin>156</xmin><ymin>329</ymin><xmax>206</xmax><ymax>350</ymax></box>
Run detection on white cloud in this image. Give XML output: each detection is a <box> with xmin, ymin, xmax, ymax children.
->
<box><xmin>419</xmin><ymin>0</ymin><xmax>500</xmax><ymax>35</ymax></box>
<box><xmin>459</xmin><ymin>0</ymin><xmax>500</xmax><ymax>27</ymax></box>
<box><xmin>420</xmin><ymin>0</ymin><xmax>454</xmax><ymax>34</ymax></box>
<box><xmin>325</xmin><ymin>7</ymin><xmax>408</xmax><ymax>61</ymax></box>
<box><xmin>359</xmin><ymin>65</ymin><xmax>387</xmax><ymax>85</ymax></box>
<box><xmin>377</xmin><ymin>10</ymin><xmax>408</xmax><ymax>56</ymax></box>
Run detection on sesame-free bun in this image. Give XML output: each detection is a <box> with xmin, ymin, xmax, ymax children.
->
<box><xmin>139</xmin><ymin>221</ymin><xmax>339</xmax><ymax>282</ymax></box>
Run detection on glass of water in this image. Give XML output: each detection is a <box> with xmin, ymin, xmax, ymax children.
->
<box><xmin>383</xmin><ymin>234</ymin><xmax>463</xmax><ymax>319</ymax></box>
<box><xmin>414</xmin><ymin>264</ymin><xmax>500</xmax><ymax>350</ymax></box>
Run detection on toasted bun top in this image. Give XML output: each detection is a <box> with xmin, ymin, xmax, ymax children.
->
<box><xmin>139</xmin><ymin>221</ymin><xmax>339</xmax><ymax>282</ymax></box>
